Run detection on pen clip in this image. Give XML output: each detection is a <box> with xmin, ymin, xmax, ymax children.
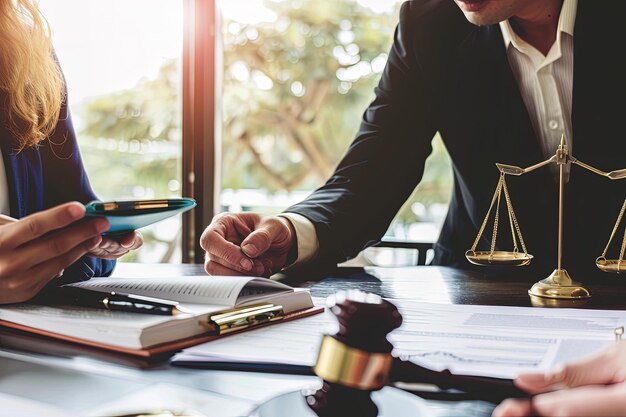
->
<box><xmin>204</xmin><ymin>303</ymin><xmax>284</xmax><ymax>335</ymax></box>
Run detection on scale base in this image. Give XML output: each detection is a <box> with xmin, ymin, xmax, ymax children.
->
<box><xmin>528</xmin><ymin>269</ymin><xmax>591</xmax><ymax>300</ymax></box>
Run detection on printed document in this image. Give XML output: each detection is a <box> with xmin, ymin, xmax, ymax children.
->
<box><xmin>175</xmin><ymin>299</ymin><xmax>625</xmax><ymax>379</ymax></box>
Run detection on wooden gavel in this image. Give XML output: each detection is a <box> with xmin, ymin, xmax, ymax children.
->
<box><xmin>305</xmin><ymin>291</ymin><xmax>530</xmax><ymax>417</ymax></box>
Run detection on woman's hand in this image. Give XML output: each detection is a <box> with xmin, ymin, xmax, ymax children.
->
<box><xmin>87</xmin><ymin>231</ymin><xmax>143</xmax><ymax>260</ymax></box>
<box><xmin>0</xmin><ymin>202</ymin><xmax>109</xmax><ymax>304</ymax></box>
<box><xmin>493</xmin><ymin>341</ymin><xmax>626</xmax><ymax>417</ymax></box>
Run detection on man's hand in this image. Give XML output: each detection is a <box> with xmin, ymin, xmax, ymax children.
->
<box><xmin>493</xmin><ymin>342</ymin><xmax>626</xmax><ymax>417</ymax></box>
<box><xmin>0</xmin><ymin>202</ymin><xmax>109</xmax><ymax>304</ymax></box>
<box><xmin>200</xmin><ymin>213</ymin><xmax>295</xmax><ymax>277</ymax></box>
<box><xmin>88</xmin><ymin>231</ymin><xmax>144</xmax><ymax>260</ymax></box>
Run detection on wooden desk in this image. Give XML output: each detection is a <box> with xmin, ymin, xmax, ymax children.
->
<box><xmin>1</xmin><ymin>263</ymin><xmax>624</xmax><ymax>416</ymax></box>
<box><xmin>286</xmin><ymin>265</ymin><xmax>626</xmax><ymax>309</ymax></box>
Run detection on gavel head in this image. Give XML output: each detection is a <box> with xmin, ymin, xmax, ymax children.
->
<box><xmin>305</xmin><ymin>290</ymin><xmax>403</xmax><ymax>417</ymax></box>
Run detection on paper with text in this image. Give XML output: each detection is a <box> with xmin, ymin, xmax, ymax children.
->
<box><xmin>66</xmin><ymin>275</ymin><xmax>293</xmax><ymax>307</ymax></box>
<box><xmin>175</xmin><ymin>299</ymin><xmax>625</xmax><ymax>379</ymax></box>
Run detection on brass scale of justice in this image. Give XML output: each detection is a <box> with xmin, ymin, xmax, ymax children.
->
<box><xmin>465</xmin><ymin>134</ymin><xmax>626</xmax><ymax>300</ymax></box>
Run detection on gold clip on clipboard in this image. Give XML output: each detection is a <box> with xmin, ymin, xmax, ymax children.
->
<box><xmin>205</xmin><ymin>304</ymin><xmax>285</xmax><ymax>335</ymax></box>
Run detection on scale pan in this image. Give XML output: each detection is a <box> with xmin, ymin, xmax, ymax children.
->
<box><xmin>596</xmin><ymin>258</ymin><xmax>626</xmax><ymax>273</ymax></box>
<box><xmin>465</xmin><ymin>251</ymin><xmax>533</xmax><ymax>266</ymax></box>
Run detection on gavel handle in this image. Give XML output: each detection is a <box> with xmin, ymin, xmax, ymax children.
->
<box><xmin>390</xmin><ymin>358</ymin><xmax>531</xmax><ymax>403</ymax></box>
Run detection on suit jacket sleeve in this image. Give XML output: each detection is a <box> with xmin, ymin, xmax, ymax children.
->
<box><xmin>284</xmin><ymin>2</ymin><xmax>438</xmax><ymax>266</ymax></box>
<box><xmin>42</xmin><ymin>98</ymin><xmax>115</xmax><ymax>282</ymax></box>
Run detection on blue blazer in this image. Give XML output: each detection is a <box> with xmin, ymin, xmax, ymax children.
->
<box><xmin>0</xmin><ymin>100</ymin><xmax>115</xmax><ymax>284</ymax></box>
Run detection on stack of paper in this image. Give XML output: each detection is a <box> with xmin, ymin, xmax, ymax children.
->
<box><xmin>173</xmin><ymin>299</ymin><xmax>626</xmax><ymax>379</ymax></box>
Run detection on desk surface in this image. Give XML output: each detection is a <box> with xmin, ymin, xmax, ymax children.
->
<box><xmin>109</xmin><ymin>262</ymin><xmax>626</xmax><ymax>308</ymax></box>
<box><xmin>1</xmin><ymin>263</ymin><xmax>625</xmax><ymax>416</ymax></box>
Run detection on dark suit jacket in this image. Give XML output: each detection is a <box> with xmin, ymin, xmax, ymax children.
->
<box><xmin>285</xmin><ymin>0</ymin><xmax>626</xmax><ymax>280</ymax></box>
<box><xmin>0</xmin><ymin>98</ymin><xmax>115</xmax><ymax>284</ymax></box>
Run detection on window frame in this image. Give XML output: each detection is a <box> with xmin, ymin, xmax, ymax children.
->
<box><xmin>182</xmin><ymin>0</ymin><xmax>220</xmax><ymax>263</ymax></box>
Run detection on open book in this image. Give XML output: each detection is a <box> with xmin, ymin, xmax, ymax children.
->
<box><xmin>0</xmin><ymin>276</ymin><xmax>318</xmax><ymax>356</ymax></box>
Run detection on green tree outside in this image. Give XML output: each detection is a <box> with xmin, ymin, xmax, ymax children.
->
<box><xmin>72</xmin><ymin>0</ymin><xmax>453</xmax><ymax>263</ymax></box>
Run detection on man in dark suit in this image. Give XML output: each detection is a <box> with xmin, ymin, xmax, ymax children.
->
<box><xmin>203</xmin><ymin>2</ymin><xmax>626</xmax><ymax>412</ymax></box>
<box><xmin>201</xmin><ymin>0</ymin><xmax>626</xmax><ymax>282</ymax></box>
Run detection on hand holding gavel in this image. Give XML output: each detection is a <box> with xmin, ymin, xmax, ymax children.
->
<box><xmin>306</xmin><ymin>290</ymin><xmax>529</xmax><ymax>417</ymax></box>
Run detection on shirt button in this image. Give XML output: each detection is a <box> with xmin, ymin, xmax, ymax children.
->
<box><xmin>548</xmin><ymin>120</ymin><xmax>559</xmax><ymax>130</ymax></box>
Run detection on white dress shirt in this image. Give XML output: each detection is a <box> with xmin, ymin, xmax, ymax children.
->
<box><xmin>281</xmin><ymin>0</ymin><xmax>577</xmax><ymax>267</ymax></box>
<box><xmin>0</xmin><ymin>148</ymin><xmax>10</xmax><ymax>215</ymax></box>
<box><xmin>500</xmin><ymin>0</ymin><xmax>576</xmax><ymax>176</ymax></box>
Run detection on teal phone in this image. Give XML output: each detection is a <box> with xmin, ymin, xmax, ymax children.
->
<box><xmin>84</xmin><ymin>198</ymin><xmax>196</xmax><ymax>234</ymax></box>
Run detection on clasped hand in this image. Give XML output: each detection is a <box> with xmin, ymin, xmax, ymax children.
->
<box><xmin>0</xmin><ymin>202</ymin><xmax>143</xmax><ymax>304</ymax></box>
<box><xmin>201</xmin><ymin>213</ymin><xmax>294</xmax><ymax>277</ymax></box>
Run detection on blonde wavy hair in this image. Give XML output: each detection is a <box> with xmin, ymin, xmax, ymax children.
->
<box><xmin>0</xmin><ymin>0</ymin><xmax>64</xmax><ymax>151</ymax></box>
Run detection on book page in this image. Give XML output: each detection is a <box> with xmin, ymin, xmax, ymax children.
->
<box><xmin>0</xmin><ymin>304</ymin><xmax>168</xmax><ymax>328</ymax></box>
<box><xmin>65</xmin><ymin>275</ymin><xmax>293</xmax><ymax>307</ymax></box>
<box><xmin>234</xmin><ymin>279</ymin><xmax>294</xmax><ymax>305</ymax></box>
<box><xmin>0</xmin><ymin>302</ymin><xmax>218</xmax><ymax>349</ymax></box>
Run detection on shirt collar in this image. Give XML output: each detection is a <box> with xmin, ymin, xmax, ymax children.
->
<box><xmin>500</xmin><ymin>0</ymin><xmax>577</xmax><ymax>51</ymax></box>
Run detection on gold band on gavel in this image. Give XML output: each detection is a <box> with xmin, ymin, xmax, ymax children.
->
<box><xmin>313</xmin><ymin>335</ymin><xmax>393</xmax><ymax>391</ymax></box>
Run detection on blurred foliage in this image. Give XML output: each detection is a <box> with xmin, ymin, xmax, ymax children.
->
<box><xmin>74</xmin><ymin>60</ymin><xmax>182</xmax><ymax>262</ymax></box>
<box><xmin>76</xmin><ymin>60</ymin><xmax>182</xmax><ymax>200</ymax></box>
<box><xmin>71</xmin><ymin>0</ymin><xmax>454</xmax><ymax>264</ymax></box>
<box><xmin>222</xmin><ymin>0</ymin><xmax>452</xmax><ymax>231</ymax></box>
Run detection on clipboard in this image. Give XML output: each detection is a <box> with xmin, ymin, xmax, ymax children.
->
<box><xmin>0</xmin><ymin>305</ymin><xmax>323</xmax><ymax>358</ymax></box>
<box><xmin>84</xmin><ymin>198</ymin><xmax>196</xmax><ymax>234</ymax></box>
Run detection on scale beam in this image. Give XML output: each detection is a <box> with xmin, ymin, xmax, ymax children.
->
<box><xmin>496</xmin><ymin>156</ymin><xmax>556</xmax><ymax>176</ymax></box>
<box><xmin>570</xmin><ymin>158</ymin><xmax>626</xmax><ymax>180</ymax></box>
<box><xmin>468</xmin><ymin>133</ymin><xmax>626</xmax><ymax>303</ymax></box>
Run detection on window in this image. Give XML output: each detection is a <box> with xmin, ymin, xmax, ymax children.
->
<box><xmin>40</xmin><ymin>0</ymin><xmax>184</xmax><ymax>262</ymax></box>
<box><xmin>218</xmin><ymin>0</ymin><xmax>453</xmax><ymax>257</ymax></box>
<box><xmin>41</xmin><ymin>1</ymin><xmax>453</xmax><ymax>265</ymax></box>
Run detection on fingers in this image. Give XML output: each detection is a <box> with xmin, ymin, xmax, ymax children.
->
<box><xmin>0</xmin><ymin>236</ymin><xmax>102</xmax><ymax>304</ymax></box>
<box><xmin>0</xmin><ymin>202</ymin><xmax>86</xmax><ymax>250</ymax></box>
<box><xmin>200</xmin><ymin>213</ymin><xmax>253</xmax><ymax>250</ymax></box>
<box><xmin>240</xmin><ymin>217</ymin><xmax>290</xmax><ymax>258</ymax></box>
<box><xmin>201</xmin><ymin>216</ymin><xmax>258</xmax><ymax>274</ymax></box>
<box><xmin>492</xmin><ymin>398</ymin><xmax>533</xmax><ymax>417</ymax></box>
<box><xmin>500</xmin><ymin>344</ymin><xmax>626</xmax><ymax>417</ymax></box>
<box><xmin>88</xmin><ymin>238</ymin><xmax>129</xmax><ymax>260</ymax></box>
<box><xmin>3</xmin><ymin>217</ymin><xmax>109</xmax><ymax>274</ymax></box>
<box><xmin>200</xmin><ymin>213</ymin><xmax>292</xmax><ymax>276</ymax></box>
<box><xmin>205</xmin><ymin>253</ymin><xmax>265</xmax><ymax>277</ymax></box>
<box><xmin>88</xmin><ymin>231</ymin><xmax>144</xmax><ymax>260</ymax></box>
<box><xmin>0</xmin><ymin>214</ymin><xmax>17</xmax><ymax>226</ymax></box>
<box><xmin>204</xmin><ymin>259</ymin><xmax>252</xmax><ymax>276</ymax></box>
<box><xmin>117</xmin><ymin>231</ymin><xmax>144</xmax><ymax>250</ymax></box>
<box><xmin>204</xmin><ymin>236</ymin><xmax>257</xmax><ymax>274</ymax></box>
<box><xmin>494</xmin><ymin>384</ymin><xmax>626</xmax><ymax>417</ymax></box>
<box><xmin>516</xmin><ymin>343</ymin><xmax>626</xmax><ymax>393</ymax></box>
<box><xmin>530</xmin><ymin>383</ymin><xmax>626</xmax><ymax>417</ymax></box>
<box><xmin>29</xmin><ymin>236</ymin><xmax>103</xmax><ymax>294</ymax></box>
<box><xmin>513</xmin><ymin>372</ymin><xmax>557</xmax><ymax>394</ymax></box>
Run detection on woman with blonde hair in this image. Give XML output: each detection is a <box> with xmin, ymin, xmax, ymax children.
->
<box><xmin>0</xmin><ymin>0</ymin><xmax>142</xmax><ymax>304</ymax></box>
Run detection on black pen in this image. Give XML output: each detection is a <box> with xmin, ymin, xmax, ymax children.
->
<box><xmin>41</xmin><ymin>286</ymin><xmax>191</xmax><ymax>316</ymax></box>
